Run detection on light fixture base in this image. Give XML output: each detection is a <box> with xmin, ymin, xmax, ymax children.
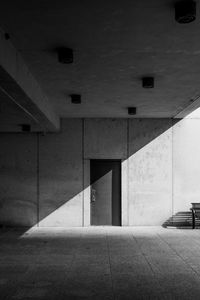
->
<box><xmin>142</xmin><ymin>77</ymin><xmax>154</xmax><ymax>88</ymax></box>
<box><xmin>128</xmin><ymin>107</ymin><xmax>137</xmax><ymax>115</ymax></box>
<box><xmin>70</xmin><ymin>94</ymin><xmax>81</xmax><ymax>104</ymax></box>
<box><xmin>57</xmin><ymin>47</ymin><xmax>73</xmax><ymax>64</ymax></box>
<box><xmin>175</xmin><ymin>1</ymin><xmax>196</xmax><ymax>24</ymax></box>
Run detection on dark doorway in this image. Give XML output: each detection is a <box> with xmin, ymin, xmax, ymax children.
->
<box><xmin>90</xmin><ymin>160</ymin><xmax>121</xmax><ymax>226</ymax></box>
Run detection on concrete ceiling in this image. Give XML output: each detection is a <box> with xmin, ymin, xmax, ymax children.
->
<box><xmin>0</xmin><ymin>88</ymin><xmax>42</xmax><ymax>132</ymax></box>
<box><xmin>0</xmin><ymin>0</ymin><xmax>200</xmax><ymax>121</ymax></box>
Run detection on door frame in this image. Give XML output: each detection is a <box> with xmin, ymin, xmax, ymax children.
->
<box><xmin>83</xmin><ymin>159</ymin><xmax>128</xmax><ymax>226</ymax></box>
<box><xmin>90</xmin><ymin>159</ymin><xmax>121</xmax><ymax>226</ymax></box>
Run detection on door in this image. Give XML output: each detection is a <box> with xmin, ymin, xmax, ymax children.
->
<box><xmin>90</xmin><ymin>160</ymin><xmax>121</xmax><ymax>226</ymax></box>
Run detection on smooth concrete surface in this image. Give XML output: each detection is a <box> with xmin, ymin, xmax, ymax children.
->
<box><xmin>0</xmin><ymin>30</ymin><xmax>60</xmax><ymax>132</ymax></box>
<box><xmin>1</xmin><ymin>227</ymin><xmax>200</xmax><ymax>299</ymax></box>
<box><xmin>39</xmin><ymin>119</ymin><xmax>83</xmax><ymax>227</ymax></box>
<box><xmin>1</xmin><ymin>1</ymin><xmax>200</xmax><ymax>119</ymax></box>
<box><xmin>0</xmin><ymin>89</ymin><xmax>45</xmax><ymax>132</ymax></box>
<box><xmin>0</xmin><ymin>134</ymin><xmax>37</xmax><ymax>226</ymax></box>
<box><xmin>84</xmin><ymin>119</ymin><xmax>127</xmax><ymax>159</ymax></box>
<box><xmin>128</xmin><ymin>119</ymin><xmax>173</xmax><ymax>225</ymax></box>
<box><xmin>1</xmin><ymin>117</ymin><xmax>200</xmax><ymax>227</ymax></box>
<box><xmin>173</xmin><ymin>119</ymin><xmax>200</xmax><ymax>214</ymax></box>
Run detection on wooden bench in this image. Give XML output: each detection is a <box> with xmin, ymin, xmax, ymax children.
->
<box><xmin>191</xmin><ymin>203</ymin><xmax>200</xmax><ymax>229</ymax></box>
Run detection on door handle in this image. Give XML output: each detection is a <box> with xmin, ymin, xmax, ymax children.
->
<box><xmin>91</xmin><ymin>188</ymin><xmax>96</xmax><ymax>203</ymax></box>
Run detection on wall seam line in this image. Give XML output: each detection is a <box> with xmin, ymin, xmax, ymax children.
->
<box><xmin>127</xmin><ymin>118</ymin><xmax>129</xmax><ymax>226</ymax></box>
<box><xmin>36</xmin><ymin>133</ymin><xmax>40</xmax><ymax>227</ymax></box>
<box><xmin>172</xmin><ymin>119</ymin><xmax>174</xmax><ymax>221</ymax></box>
<box><xmin>82</xmin><ymin>118</ymin><xmax>85</xmax><ymax>227</ymax></box>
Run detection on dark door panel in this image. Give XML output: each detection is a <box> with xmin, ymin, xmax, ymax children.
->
<box><xmin>90</xmin><ymin>160</ymin><xmax>121</xmax><ymax>226</ymax></box>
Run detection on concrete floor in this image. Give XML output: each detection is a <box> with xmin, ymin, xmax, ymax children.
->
<box><xmin>1</xmin><ymin>227</ymin><xmax>200</xmax><ymax>300</ymax></box>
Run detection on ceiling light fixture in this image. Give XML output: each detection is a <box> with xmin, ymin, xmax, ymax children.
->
<box><xmin>4</xmin><ymin>33</ymin><xmax>10</xmax><ymax>40</ymax></box>
<box><xmin>175</xmin><ymin>0</ymin><xmax>196</xmax><ymax>23</ymax></box>
<box><xmin>142</xmin><ymin>77</ymin><xmax>154</xmax><ymax>88</ymax></box>
<box><xmin>70</xmin><ymin>94</ymin><xmax>81</xmax><ymax>104</ymax></box>
<box><xmin>19</xmin><ymin>124</ymin><xmax>31</xmax><ymax>132</ymax></box>
<box><xmin>57</xmin><ymin>47</ymin><xmax>73</xmax><ymax>63</ymax></box>
<box><xmin>128</xmin><ymin>107</ymin><xmax>137</xmax><ymax>115</ymax></box>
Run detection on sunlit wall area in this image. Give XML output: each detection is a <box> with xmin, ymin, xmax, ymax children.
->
<box><xmin>128</xmin><ymin>119</ymin><xmax>173</xmax><ymax>225</ymax></box>
<box><xmin>173</xmin><ymin>118</ymin><xmax>200</xmax><ymax>214</ymax></box>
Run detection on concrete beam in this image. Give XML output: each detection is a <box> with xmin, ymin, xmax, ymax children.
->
<box><xmin>0</xmin><ymin>30</ymin><xmax>60</xmax><ymax>132</ymax></box>
<box><xmin>174</xmin><ymin>95</ymin><xmax>200</xmax><ymax>119</ymax></box>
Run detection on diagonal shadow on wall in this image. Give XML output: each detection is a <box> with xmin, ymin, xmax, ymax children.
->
<box><xmin>0</xmin><ymin>116</ymin><xmax>196</xmax><ymax>232</ymax></box>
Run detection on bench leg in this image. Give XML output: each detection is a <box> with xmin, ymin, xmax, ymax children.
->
<box><xmin>192</xmin><ymin>211</ymin><xmax>195</xmax><ymax>229</ymax></box>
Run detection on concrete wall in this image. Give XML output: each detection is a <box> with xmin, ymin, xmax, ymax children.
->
<box><xmin>83</xmin><ymin>119</ymin><xmax>128</xmax><ymax>226</ymax></box>
<box><xmin>84</xmin><ymin>119</ymin><xmax>127</xmax><ymax>159</ymax></box>
<box><xmin>0</xmin><ymin>119</ymin><xmax>83</xmax><ymax>227</ymax></box>
<box><xmin>38</xmin><ymin>119</ymin><xmax>83</xmax><ymax>227</ymax></box>
<box><xmin>128</xmin><ymin>119</ymin><xmax>173</xmax><ymax>225</ymax></box>
<box><xmin>173</xmin><ymin>119</ymin><xmax>200</xmax><ymax>214</ymax></box>
<box><xmin>0</xmin><ymin>117</ymin><xmax>198</xmax><ymax>227</ymax></box>
<box><xmin>0</xmin><ymin>134</ymin><xmax>37</xmax><ymax>226</ymax></box>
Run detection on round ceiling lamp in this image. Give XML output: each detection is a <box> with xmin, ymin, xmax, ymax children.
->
<box><xmin>175</xmin><ymin>1</ymin><xmax>196</xmax><ymax>24</ymax></box>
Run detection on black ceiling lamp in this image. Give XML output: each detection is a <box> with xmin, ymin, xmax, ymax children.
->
<box><xmin>70</xmin><ymin>94</ymin><xmax>81</xmax><ymax>104</ymax></box>
<box><xmin>4</xmin><ymin>32</ymin><xmax>10</xmax><ymax>40</ymax></box>
<box><xmin>175</xmin><ymin>1</ymin><xmax>196</xmax><ymax>23</ymax></box>
<box><xmin>19</xmin><ymin>124</ymin><xmax>31</xmax><ymax>132</ymax></box>
<box><xmin>57</xmin><ymin>47</ymin><xmax>73</xmax><ymax>64</ymax></box>
<box><xmin>142</xmin><ymin>77</ymin><xmax>154</xmax><ymax>88</ymax></box>
<box><xmin>128</xmin><ymin>107</ymin><xmax>137</xmax><ymax>115</ymax></box>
